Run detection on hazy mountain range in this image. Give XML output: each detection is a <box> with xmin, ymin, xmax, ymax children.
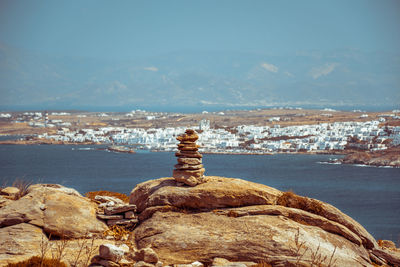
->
<box><xmin>1</xmin><ymin>43</ymin><xmax>399</xmax><ymax>111</ymax></box>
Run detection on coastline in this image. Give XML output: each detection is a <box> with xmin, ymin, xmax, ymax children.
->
<box><xmin>1</xmin><ymin>137</ymin><xmax>399</xmax><ymax>168</ymax></box>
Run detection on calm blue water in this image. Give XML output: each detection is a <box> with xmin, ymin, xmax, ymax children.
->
<box><xmin>0</xmin><ymin>144</ymin><xmax>399</xmax><ymax>242</ymax></box>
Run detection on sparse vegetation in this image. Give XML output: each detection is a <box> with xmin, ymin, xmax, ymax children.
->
<box><xmin>5</xmin><ymin>256</ymin><xmax>67</xmax><ymax>267</ymax></box>
<box><xmin>85</xmin><ymin>190</ymin><xmax>129</xmax><ymax>203</ymax></box>
<box><xmin>11</xmin><ymin>179</ymin><xmax>32</xmax><ymax>200</ymax></box>
<box><xmin>103</xmin><ymin>225</ymin><xmax>131</xmax><ymax>241</ymax></box>
<box><xmin>291</xmin><ymin>228</ymin><xmax>337</xmax><ymax>267</ymax></box>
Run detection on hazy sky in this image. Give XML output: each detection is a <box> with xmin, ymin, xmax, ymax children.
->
<box><xmin>1</xmin><ymin>0</ymin><xmax>399</xmax><ymax>59</ymax></box>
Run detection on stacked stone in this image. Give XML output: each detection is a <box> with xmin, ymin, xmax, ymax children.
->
<box><xmin>173</xmin><ymin>129</ymin><xmax>206</xmax><ymax>186</ymax></box>
<box><xmin>95</xmin><ymin>195</ymin><xmax>138</xmax><ymax>228</ymax></box>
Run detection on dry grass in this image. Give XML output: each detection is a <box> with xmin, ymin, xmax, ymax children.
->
<box><xmin>103</xmin><ymin>225</ymin><xmax>131</xmax><ymax>241</ymax></box>
<box><xmin>85</xmin><ymin>190</ymin><xmax>129</xmax><ymax>203</ymax></box>
<box><xmin>277</xmin><ymin>191</ymin><xmax>323</xmax><ymax>216</ymax></box>
<box><xmin>5</xmin><ymin>256</ymin><xmax>67</xmax><ymax>267</ymax></box>
<box><xmin>11</xmin><ymin>179</ymin><xmax>32</xmax><ymax>200</ymax></box>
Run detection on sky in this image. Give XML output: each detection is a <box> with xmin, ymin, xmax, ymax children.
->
<box><xmin>0</xmin><ymin>0</ymin><xmax>399</xmax><ymax>111</ymax></box>
<box><xmin>1</xmin><ymin>0</ymin><xmax>400</xmax><ymax>60</ymax></box>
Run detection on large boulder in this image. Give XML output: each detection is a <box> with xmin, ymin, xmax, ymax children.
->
<box><xmin>0</xmin><ymin>184</ymin><xmax>107</xmax><ymax>238</ymax></box>
<box><xmin>130</xmin><ymin>176</ymin><xmax>281</xmax><ymax>215</ymax></box>
<box><xmin>0</xmin><ymin>223</ymin><xmax>48</xmax><ymax>265</ymax></box>
<box><xmin>130</xmin><ymin>176</ymin><xmax>397</xmax><ymax>266</ymax></box>
<box><xmin>134</xmin><ymin>210</ymin><xmax>371</xmax><ymax>266</ymax></box>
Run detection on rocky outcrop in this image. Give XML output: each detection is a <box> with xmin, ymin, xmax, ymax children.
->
<box><xmin>0</xmin><ymin>186</ymin><xmax>20</xmax><ymax>200</ymax></box>
<box><xmin>340</xmin><ymin>148</ymin><xmax>400</xmax><ymax>167</ymax></box>
<box><xmin>0</xmin><ymin>223</ymin><xmax>47</xmax><ymax>264</ymax></box>
<box><xmin>173</xmin><ymin>129</ymin><xmax>206</xmax><ymax>186</ymax></box>
<box><xmin>130</xmin><ymin>176</ymin><xmax>399</xmax><ymax>266</ymax></box>
<box><xmin>0</xmin><ymin>184</ymin><xmax>107</xmax><ymax>238</ymax></box>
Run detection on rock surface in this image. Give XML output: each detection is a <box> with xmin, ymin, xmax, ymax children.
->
<box><xmin>0</xmin><ymin>186</ymin><xmax>20</xmax><ymax>199</ymax></box>
<box><xmin>130</xmin><ymin>176</ymin><xmax>399</xmax><ymax>266</ymax></box>
<box><xmin>0</xmin><ymin>184</ymin><xmax>107</xmax><ymax>238</ymax></box>
<box><xmin>340</xmin><ymin>147</ymin><xmax>400</xmax><ymax>167</ymax></box>
<box><xmin>0</xmin><ymin>223</ymin><xmax>48</xmax><ymax>264</ymax></box>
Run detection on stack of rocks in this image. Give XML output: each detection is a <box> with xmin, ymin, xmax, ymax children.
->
<box><xmin>173</xmin><ymin>129</ymin><xmax>206</xmax><ymax>186</ymax></box>
<box><xmin>95</xmin><ymin>195</ymin><xmax>138</xmax><ymax>228</ymax></box>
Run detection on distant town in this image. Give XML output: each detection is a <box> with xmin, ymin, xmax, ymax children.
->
<box><xmin>0</xmin><ymin>108</ymin><xmax>400</xmax><ymax>154</ymax></box>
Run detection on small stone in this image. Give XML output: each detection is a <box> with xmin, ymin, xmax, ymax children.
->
<box><xmin>212</xmin><ymin>258</ymin><xmax>231</xmax><ymax>266</ymax></box>
<box><xmin>95</xmin><ymin>195</ymin><xmax>125</xmax><ymax>204</ymax></box>
<box><xmin>106</xmin><ymin>201</ymin><xmax>116</xmax><ymax>207</ymax></box>
<box><xmin>99</xmin><ymin>243</ymin><xmax>125</xmax><ymax>262</ymax></box>
<box><xmin>125</xmin><ymin>210</ymin><xmax>136</xmax><ymax>219</ymax></box>
<box><xmin>177</xmin><ymin>157</ymin><xmax>202</xmax><ymax>165</ymax></box>
<box><xmin>0</xmin><ymin>187</ymin><xmax>20</xmax><ymax>199</ymax></box>
<box><xmin>174</xmin><ymin>164</ymin><xmax>204</xmax><ymax>170</ymax></box>
<box><xmin>107</xmin><ymin>218</ymin><xmax>138</xmax><ymax>226</ymax></box>
<box><xmin>119</xmin><ymin>243</ymin><xmax>130</xmax><ymax>253</ymax></box>
<box><xmin>39</xmin><ymin>204</ymin><xmax>46</xmax><ymax>211</ymax></box>
<box><xmin>191</xmin><ymin>261</ymin><xmax>204</xmax><ymax>267</ymax></box>
<box><xmin>105</xmin><ymin>204</ymin><xmax>137</xmax><ymax>215</ymax></box>
<box><xmin>97</xmin><ymin>214</ymin><xmax>124</xmax><ymax>220</ymax></box>
<box><xmin>134</xmin><ymin>261</ymin><xmax>155</xmax><ymax>267</ymax></box>
<box><xmin>133</xmin><ymin>247</ymin><xmax>159</xmax><ymax>263</ymax></box>
<box><xmin>155</xmin><ymin>261</ymin><xmax>163</xmax><ymax>267</ymax></box>
<box><xmin>142</xmin><ymin>247</ymin><xmax>159</xmax><ymax>263</ymax></box>
<box><xmin>175</xmin><ymin>151</ymin><xmax>202</xmax><ymax>158</ymax></box>
<box><xmin>120</xmin><ymin>258</ymin><xmax>135</xmax><ymax>267</ymax></box>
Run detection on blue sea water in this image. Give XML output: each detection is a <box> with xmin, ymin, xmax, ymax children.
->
<box><xmin>0</xmin><ymin>144</ymin><xmax>399</xmax><ymax>242</ymax></box>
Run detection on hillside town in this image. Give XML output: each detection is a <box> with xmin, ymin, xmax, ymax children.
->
<box><xmin>1</xmin><ymin>110</ymin><xmax>399</xmax><ymax>154</ymax></box>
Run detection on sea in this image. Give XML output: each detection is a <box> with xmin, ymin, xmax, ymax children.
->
<box><xmin>0</xmin><ymin>143</ymin><xmax>399</xmax><ymax>243</ymax></box>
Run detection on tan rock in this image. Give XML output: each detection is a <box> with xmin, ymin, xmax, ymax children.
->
<box><xmin>130</xmin><ymin>177</ymin><xmax>281</xmax><ymax>215</ymax></box>
<box><xmin>99</xmin><ymin>243</ymin><xmax>125</xmax><ymax>262</ymax></box>
<box><xmin>133</xmin><ymin>211</ymin><xmax>372</xmax><ymax>266</ymax></box>
<box><xmin>0</xmin><ymin>184</ymin><xmax>107</xmax><ymax>238</ymax></box>
<box><xmin>0</xmin><ymin>195</ymin><xmax>12</xmax><ymax>208</ymax></box>
<box><xmin>173</xmin><ymin>169</ymin><xmax>207</xmax><ymax>186</ymax></box>
<box><xmin>0</xmin><ymin>186</ymin><xmax>20</xmax><ymax>199</ymax></box>
<box><xmin>106</xmin><ymin>218</ymin><xmax>138</xmax><ymax>227</ymax></box>
<box><xmin>0</xmin><ymin>223</ymin><xmax>48</xmax><ymax>266</ymax></box>
<box><xmin>43</xmin><ymin>189</ymin><xmax>107</xmax><ymax>238</ymax></box>
<box><xmin>134</xmin><ymin>261</ymin><xmax>155</xmax><ymax>267</ymax></box>
<box><xmin>133</xmin><ymin>247</ymin><xmax>159</xmax><ymax>264</ymax></box>
<box><xmin>174</xmin><ymin>164</ymin><xmax>204</xmax><ymax>170</ymax></box>
<box><xmin>105</xmin><ymin>204</ymin><xmax>137</xmax><ymax>215</ymax></box>
<box><xmin>278</xmin><ymin>191</ymin><xmax>378</xmax><ymax>249</ymax></box>
<box><xmin>97</xmin><ymin>214</ymin><xmax>124</xmax><ymax>220</ymax></box>
<box><xmin>125</xmin><ymin>210</ymin><xmax>136</xmax><ymax>219</ymax></box>
<box><xmin>0</xmin><ymin>187</ymin><xmax>46</xmax><ymax>228</ymax></box>
<box><xmin>129</xmin><ymin>176</ymin><xmax>395</xmax><ymax>265</ymax></box>
<box><xmin>177</xmin><ymin>158</ymin><xmax>202</xmax><ymax>165</ymax></box>
<box><xmin>91</xmin><ymin>255</ymin><xmax>120</xmax><ymax>267</ymax></box>
<box><xmin>175</xmin><ymin>151</ymin><xmax>202</xmax><ymax>158</ymax></box>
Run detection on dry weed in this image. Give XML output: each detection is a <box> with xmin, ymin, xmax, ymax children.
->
<box><xmin>5</xmin><ymin>256</ymin><xmax>67</xmax><ymax>267</ymax></box>
<box><xmin>11</xmin><ymin>179</ymin><xmax>32</xmax><ymax>200</ymax></box>
<box><xmin>103</xmin><ymin>225</ymin><xmax>131</xmax><ymax>241</ymax></box>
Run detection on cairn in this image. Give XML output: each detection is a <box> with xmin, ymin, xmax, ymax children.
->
<box><xmin>173</xmin><ymin>129</ymin><xmax>206</xmax><ymax>186</ymax></box>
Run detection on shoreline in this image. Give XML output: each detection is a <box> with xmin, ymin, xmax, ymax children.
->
<box><xmin>1</xmin><ymin>138</ymin><xmax>399</xmax><ymax>168</ymax></box>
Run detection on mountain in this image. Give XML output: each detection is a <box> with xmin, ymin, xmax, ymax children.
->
<box><xmin>1</xmin><ymin>44</ymin><xmax>399</xmax><ymax>111</ymax></box>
